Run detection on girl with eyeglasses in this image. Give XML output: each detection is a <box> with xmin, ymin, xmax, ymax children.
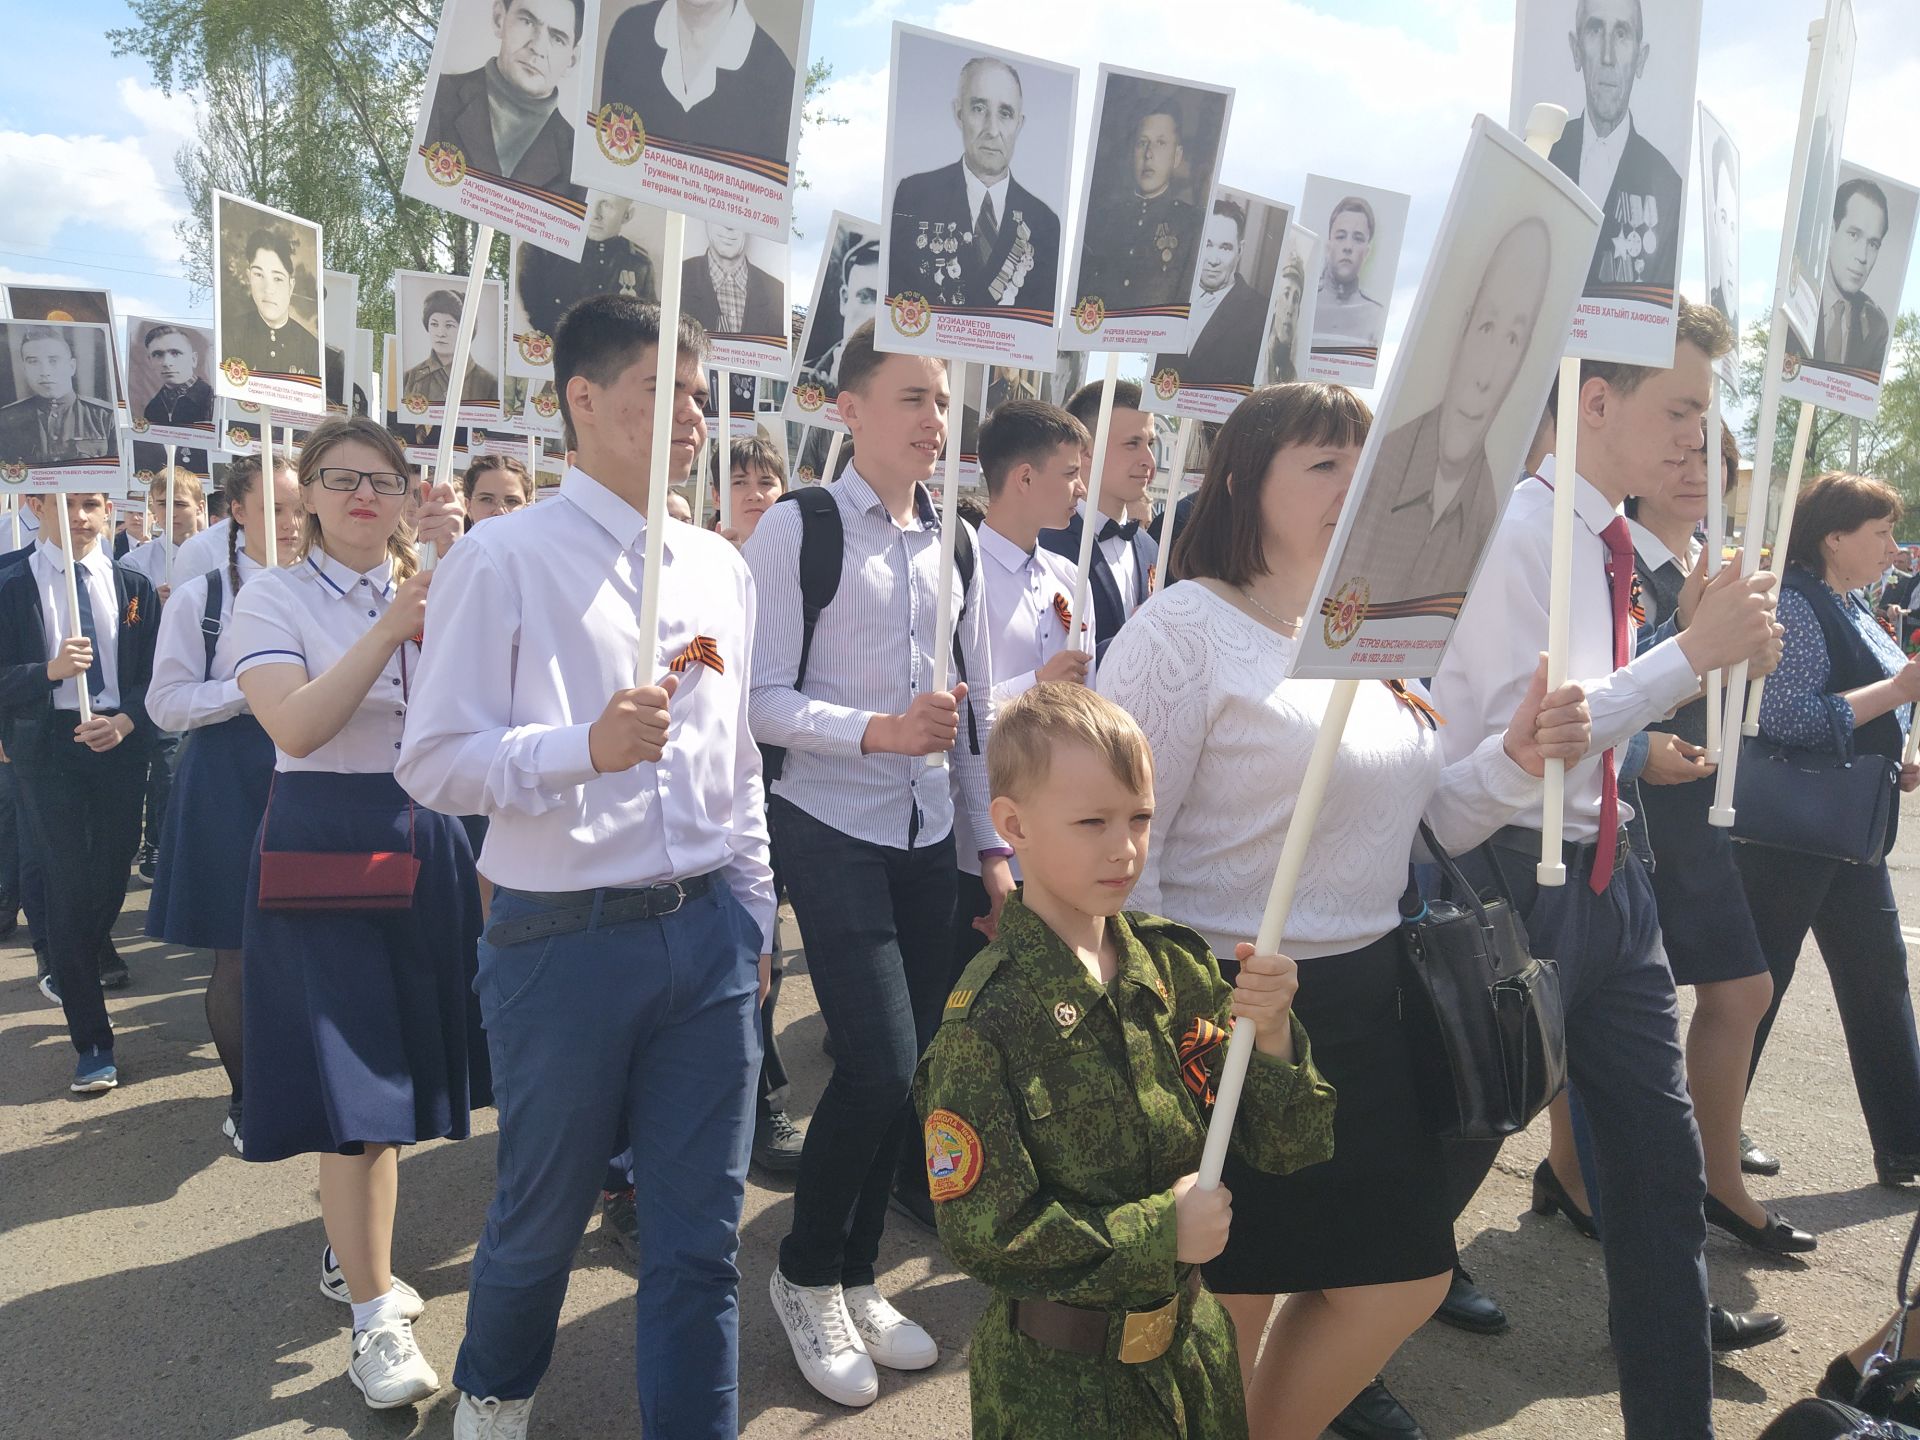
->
<box><xmin>228</xmin><ymin>415</ymin><xmax>484</xmax><ymax>1411</ymax></box>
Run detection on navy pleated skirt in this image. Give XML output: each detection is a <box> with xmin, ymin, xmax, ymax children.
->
<box><xmin>147</xmin><ymin>715</ymin><xmax>275</xmax><ymax>950</ymax></box>
<box><xmin>1637</xmin><ymin>775</ymin><xmax>1770</xmax><ymax>986</ymax></box>
<box><xmin>240</xmin><ymin>770</ymin><xmax>492</xmax><ymax>1162</ymax></box>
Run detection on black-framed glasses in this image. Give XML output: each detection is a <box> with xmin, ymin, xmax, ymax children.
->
<box><xmin>316</xmin><ymin>467</ymin><xmax>408</xmax><ymax>496</ymax></box>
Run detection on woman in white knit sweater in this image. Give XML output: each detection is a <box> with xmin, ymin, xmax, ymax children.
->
<box><xmin>1099</xmin><ymin>383</ymin><xmax>1589</xmax><ymax>1440</ymax></box>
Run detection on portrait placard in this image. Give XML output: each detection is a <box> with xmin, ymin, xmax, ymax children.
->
<box><xmin>1262</xmin><ymin>224</ymin><xmax>1320</xmax><ymax>386</ymax></box>
<box><xmin>1143</xmin><ymin>187</ymin><xmax>1291</xmax><ymax>422</ymax></box>
<box><xmin>5</xmin><ymin>285</ymin><xmax>129</xmax><ymax>421</ymax></box>
<box><xmin>1782</xmin><ymin>159</ymin><xmax>1916</xmax><ymax>423</ymax></box>
<box><xmin>1697</xmin><ymin>104</ymin><xmax>1742</xmax><ymax>389</ymax></box>
<box><xmin>1299</xmin><ymin>176</ymin><xmax>1410</xmax><ymax>389</ymax></box>
<box><xmin>221</xmin><ymin>400</ymin><xmax>260</xmax><ymax>458</ymax></box>
<box><xmin>212</xmin><ymin>191</ymin><xmax>326</xmax><ymax>414</ymax></box>
<box><xmin>1510</xmin><ymin>0</ymin><xmax>1704</xmax><ymax>366</ymax></box>
<box><xmin>1293</xmin><ymin>116</ymin><xmax>1603</xmax><ymax>680</ymax></box>
<box><xmin>682</xmin><ymin>216</ymin><xmax>787</xmax><ymax>377</ymax></box>
<box><xmin>323</xmin><ymin>271</ymin><xmax>359</xmax><ymax>416</ymax></box>
<box><xmin>0</xmin><ymin>320</ymin><xmax>123</xmax><ymax>491</ymax></box>
<box><xmin>392</xmin><ymin>269</ymin><xmax>505</xmax><ymax>427</ymax></box>
<box><xmin>504</xmin><ymin>375</ymin><xmax>567</xmax><ymax>437</ymax></box>
<box><xmin>510</xmin><ymin>193</ymin><xmax>669</xmax><ymax>390</ymax></box>
<box><xmin>786</xmin><ymin>210</ymin><xmax>880</xmax><ymax>430</ymax></box>
<box><xmin>1780</xmin><ymin>0</ymin><xmax>1858</xmax><ymax>355</ymax></box>
<box><xmin>405</xmin><ymin>0</ymin><xmax>591</xmax><ymax>257</ymax></box>
<box><xmin>125</xmin><ymin>316</ymin><xmax>217</xmax><ymax>447</ymax></box>
<box><xmin>877</xmin><ymin>25</ymin><xmax>1078</xmax><ymax>370</ymax></box>
<box><xmin>1061</xmin><ymin>64</ymin><xmax>1233</xmax><ymax>354</ymax></box>
<box><xmin>575</xmin><ymin>0</ymin><xmax>815</xmax><ymax>240</ymax></box>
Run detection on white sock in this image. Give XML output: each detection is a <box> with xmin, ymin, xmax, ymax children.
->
<box><xmin>350</xmin><ymin>1290</ymin><xmax>402</xmax><ymax>1333</ymax></box>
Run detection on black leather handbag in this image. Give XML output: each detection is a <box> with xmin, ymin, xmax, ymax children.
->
<box><xmin>1398</xmin><ymin>824</ymin><xmax>1568</xmax><ymax>1141</ymax></box>
<box><xmin>1731</xmin><ymin>706</ymin><xmax>1899</xmax><ymax>867</ymax></box>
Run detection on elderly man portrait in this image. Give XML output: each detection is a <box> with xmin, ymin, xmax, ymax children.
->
<box><xmin>681</xmin><ymin>222</ymin><xmax>784</xmax><ymax>337</ymax></box>
<box><xmin>421</xmin><ymin>0</ymin><xmax>587</xmax><ymax>204</ymax></box>
<box><xmin>1154</xmin><ymin>197</ymin><xmax>1270</xmax><ymax>388</ymax></box>
<box><xmin>0</xmin><ymin>327</ymin><xmax>117</xmax><ymax>466</ymax></box>
<box><xmin>140</xmin><ymin>325</ymin><xmax>214</xmax><ymax>430</ymax></box>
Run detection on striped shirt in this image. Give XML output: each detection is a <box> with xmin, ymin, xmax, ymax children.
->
<box><xmin>743</xmin><ymin>465</ymin><xmax>1002</xmax><ymax>853</ymax></box>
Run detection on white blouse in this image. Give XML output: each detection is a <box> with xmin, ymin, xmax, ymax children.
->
<box><xmin>146</xmin><ymin>552</ymin><xmax>265</xmax><ymax>733</ymax></box>
<box><xmin>1098</xmin><ymin>583</ymin><xmax>1541</xmax><ymax>960</ymax></box>
<box><xmin>231</xmin><ymin>551</ymin><xmax>413</xmax><ymax>774</ymax></box>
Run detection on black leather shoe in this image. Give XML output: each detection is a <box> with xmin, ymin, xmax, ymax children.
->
<box><xmin>98</xmin><ymin>945</ymin><xmax>130</xmax><ymax>991</ymax></box>
<box><xmin>1739</xmin><ymin>1131</ymin><xmax>1781</xmax><ymax>1176</ymax></box>
<box><xmin>1710</xmin><ymin>1305</ymin><xmax>1787</xmax><ymax>1353</ymax></box>
<box><xmin>1530</xmin><ymin>1158</ymin><xmax>1599</xmax><ymax>1240</ymax></box>
<box><xmin>1329</xmin><ymin>1378</ymin><xmax>1426</xmax><ymax>1440</ymax></box>
<box><xmin>1876</xmin><ymin>1153</ymin><xmax>1920</xmax><ymax>1186</ymax></box>
<box><xmin>1703</xmin><ymin>1193</ymin><xmax>1817</xmax><ymax>1255</ymax></box>
<box><xmin>888</xmin><ymin>1180</ymin><xmax>937</xmax><ymax>1233</ymax></box>
<box><xmin>752</xmin><ymin>1102</ymin><xmax>805</xmax><ymax>1174</ymax></box>
<box><xmin>1433</xmin><ymin>1267</ymin><xmax>1508</xmax><ymax>1335</ymax></box>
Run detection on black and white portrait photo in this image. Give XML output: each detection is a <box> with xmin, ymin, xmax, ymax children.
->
<box><xmin>1263</xmin><ymin>223</ymin><xmax>1320</xmax><ymax>386</ymax></box>
<box><xmin>878</xmin><ymin>24</ymin><xmax>1077</xmax><ymax>370</ymax></box>
<box><xmin>1298</xmin><ymin>175</ymin><xmax>1410</xmax><ymax>387</ymax></box>
<box><xmin>1295</xmin><ymin>116</ymin><xmax>1602</xmax><ymax>678</ymax></box>
<box><xmin>576</xmin><ymin>0</ymin><xmax>814</xmax><ymax>238</ymax></box>
<box><xmin>1511</xmin><ymin>0</ymin><xmax>1703</xmax><ymax>363</ymax></box>
<box><xmin>393</xmin><ymin>270</ymin><xmax>504</xmax><ymax>426</ymax></box>
<box><xmin>406</xmin><ymin>0</ymin><xmax>591</xmax><ymax>255</ymax></box>
<box><xmin>0</xmin><ymin>320</ymin><xmax>122</xmax><ymax>480</ymax></box>
<box><xmin>1065</xmin><ymin>65</ymin><xmax>1233</xmax><ymax>352</ymax></box>
<box><xmin>212</xmin><ymin>191</ymin><xmax>326</xmax><ymax>414</ymax></box>
<box><xmin>682</xmin><ymin>216</ymin><xmax>788</xmax><ymax>375</ymax></box>
<box><xmin>786</xmin><ymin>210</ymin><xmax>879</xmax><ymax>429</ymax></box>
<box><xmin>1782</xmin><ymin>0</ymin><xmax>1858</xmax><ymax>356</ymax></box>
<box><xmin>1697</xmin><ymin>103</ymin><xmax>1741</xmax><ymax>386</ymax></box>
<box><xmin>125</xmin><ymin>316</ymin><xmax>216</xmax><ymax>445</ymax></box>
<box><xmin>510</xmin><ymin>194</ymin><xmax>667</xmax><ymax>374</ymax></box>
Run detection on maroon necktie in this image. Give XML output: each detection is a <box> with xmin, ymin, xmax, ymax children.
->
<box><xmin>1592</xmin><ymin>517</ymin><xmax>1636</xmax><ymax>894</ymax></box>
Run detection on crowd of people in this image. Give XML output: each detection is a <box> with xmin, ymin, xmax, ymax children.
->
<box><xmin>6</xmin><ymin>292</ymin><xmax>1919</xmax><ymax>1440</ymax></box>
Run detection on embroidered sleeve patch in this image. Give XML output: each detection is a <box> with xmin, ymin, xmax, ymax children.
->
<box><xmin>924</xmin><ymin>1108</ymin><xmax>984</xmax><ymax>1201</ymax></box>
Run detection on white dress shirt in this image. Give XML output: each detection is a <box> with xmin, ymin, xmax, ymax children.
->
<box><xmin>655</xmin><ymin>0</ymin><xmax>756</xmax><ymax>111</ymax></box>
<box><xmin>1084</xmin><ymin>501</ymin><xmax>1143</xmax><ymax>619</ymax></box>
<box><xmin>962</xmin><ymin>166</ymin><xmax>1012</xmax><ymax>235</ymax></box>
<box><xmin>32</xmin><ymin>540</ymin><xmax>121</xmax><ymax>712</ymax></box>
<box><xmin>397</xmin><ymin>467</ymin><xmax>776</xmax><ymax>947</ymax></box>
<box><xmin>744</xmin><ymin>464</ymin><xmax>1002</xmax><ymax>854</ymax></box>
<box><xmin>4</xmin><ymin>505</ymin><xmax>38</xmax><ymax>549</ymax></box>
<box><xmin>1578</xmin><ymin>113</ymin><xmax>1631</xmax><ymax>209</ymax></box>
<box><xmin>147</xmin><ymin>553</ymin><xmax>265</xmax><ymax>734</ymax></box>
<box><xmin>171</xmin><ymin>519</ymin><xmax>235</xmax><ymax>582</ymax></box>
<box><xmin>231</xmin><ymin>550</ymin><xmax>414</xmax><ymax>775</ymax></box>
<box><xmin>1429</xmin><ymin>457</ymin><xmax>1701</xmax><ymax>842</ymax></box>
<box><xmin>1625</xmin><ymin>518</ymin><xmax>1701</xmax><ymax>578</ymax></box>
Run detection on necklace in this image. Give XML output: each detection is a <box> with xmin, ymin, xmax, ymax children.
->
<box><xmin>1240</xmin><ymin>586</ymin><xmax>1302</xmax><ymax>634</ymax></box>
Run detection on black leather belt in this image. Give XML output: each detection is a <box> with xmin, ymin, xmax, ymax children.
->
<box><xmin>1492</xmin><ymin>825</ymin><xmax>1632</xmax><ymax>877</ymax></box>
<box><xmin>489</xmin><ymin>873</ymin><xmax>716</xmax><ymax>946</ymax></box>
<box><xmin>1009</xmin><ymin>1270</ymin><xmax>1203</xmax><ymax>1364</ymax></box>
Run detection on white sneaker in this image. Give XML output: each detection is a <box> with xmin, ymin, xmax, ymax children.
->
<box><xmin>347</xmin><ymin>1318</ymin><xmax>439</xmax><ymax>1409</ymax></box>
<box><xmin>454</xmin><ymin>1391</ymin><xmax>535</xmax><ymax>1439</ymax></box>
<box><xmin>769</xmin><ymin>1268</ymin><xmax>878</xmax><ymax>1407</ymax></box>
<box><xmin>320</xmin><ymin>1244</ymin><xmax>424</xmax><ymax>1319</ymax></box>
<box><xmin>843</xmin><ymin>1284</ymin><xmax>938</xmax><ymax>1370</ymax></box>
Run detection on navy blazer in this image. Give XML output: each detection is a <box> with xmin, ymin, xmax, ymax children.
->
<box><xmin>0</xmin><ymin>550</ymin><xmax>159</xmax><ymax>755</ymax></box>
<box><xmin>1038</xmin><ymin>511</ymin><xmax>1158</xmax><ymax>664</ymax></box>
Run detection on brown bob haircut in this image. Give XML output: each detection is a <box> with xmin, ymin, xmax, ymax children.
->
<box><xmin>1169</xmin><ymin>382</ymin><xmax>1372</xmax><ymax>586</ymax></box>
<box><xmin>1786</xmin><ymin>471</ymin><xmax>1904</xmax><ymax>574</ymax></box>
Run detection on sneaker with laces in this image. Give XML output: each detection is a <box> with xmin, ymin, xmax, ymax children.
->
<box><xmin>752</xmin><ymin>1103</ymin><xmax>805</xmax><ymax>1174</ymax></box>
<box><xmin>70</xmin><ymin>1046</ymin><xmax>117</xmax><ymax>1094</ymax></box>
<box><xmin>320</xmin><ymin>1244</ymin><xmax>425</xmax><ymax>1320</ymax></box>
<box><xmin>347</xmin><ymin>1318</ymin><xmax>439</xmax><ymax>1409</ymax></box>
<box><xmin>842</xmin><ymin>1284</ymin><xmax>938</xmax><ymax>1370</ymax></box>
<box><xmin>37</xmin><ymin>971</ymin><xmax>60</xmax><ymax>1006</ymax></box>
<box><xmin>769</xmin><ymin>1268</ymin><xmax>878</xmax><ymax>1407</ymax></box>
<box><xmin>453</xmin><ymin>1391</ymin><xmax>535</xmax><ymax>1439</ymax></box>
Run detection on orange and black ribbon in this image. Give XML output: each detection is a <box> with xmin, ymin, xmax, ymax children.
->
<box><xmin>1879</xmin><ymin>611</ymin><xmax>1901</xmax><ymax>641</ymax></box>
<box><xmin>1052</xmin><ymin>592</ymin><xmax>1073</xmax><ymax>634</ymax></box>
<box><xmin>1178</xmin><ymin>1016</ymin><xmax>1230</xmax><ymax>1106</ymax></box>
<box><xmin>1628</xmin><ymin>572</ymin><xmax>1646</xmax><ymax>627</ymax></box>
<box><xmin>670</xmin><ymin>635</ymin><xmax>725</xmax><ymax>675</ymax></box>
<box><xmin>1385</xmin><ymin>679</ymin><xmax>1443</xmax><ymax>731</ymax></box>
<box><xmin>123</xmin><ymin>596</ymin><xmax>140</xmax><ymax>627</ymax></box>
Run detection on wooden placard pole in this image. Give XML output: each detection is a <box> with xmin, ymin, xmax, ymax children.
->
<box><xmin>1197</xmin><ymin>677</ymin><xmax>1360</xmax><ymax>1188</ymax></box>
<box><xmin>1067</xmin><ymin>351</ymin><xmax>1124</xmax><ymax>655</ymax></box>
<box><xmin>426</xmin><ymin>221</ymin><xmax>498</xmax><ymax>574</ymax></box>
<box><xmin>927</xmin><ymin>359</ymin><xmax>971</xmax><ymax>771</ymax></box>
<box><xmin>162</xmin><ymin>443</ymin><xmax>178</xmax><ymax>587</ymax></box>
<box><xmin>717</xmin><ymin>367</ymin><xmax>733</xmax><ymax>534</ymax></box>
<box><xmin>1741</xmin><ymin>400</ymin><xmax>1815</xmax><ymax>735</ymax></box>
<box><xmin>1703</xmin><ymin>383</ymin><xmax>1725</xmax><ymax>762</ymax></box>
<box><xmin>1152</xmin><ymin>416</ymin><xmax>1194</xmax><ymax>589</ymax></box>
<box><xmin>634</xmin><ymin>210</ymin><xmax>687</xmax><ymax>677</ymax></box>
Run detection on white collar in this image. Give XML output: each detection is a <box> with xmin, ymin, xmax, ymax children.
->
<box><xmin>653</xmin><ymin>0</ymin><xmax>756</xmax><ymax>112</ymax></box>
<box><xmin>303</xmin><ymin>547</ymin><xmax>394</xmax><ymax>601</ymax></box>
<box><xmin>1625</xmin><ymin>517</ymin><xmax>1698</xmax><ymax>574</ymax></box>
<box><xmin>34</xmin><ymin>538</ymin><xmax>109</xmax><ymax>579</ymax></box>
<box><xmin>962</xmin><ymin>167</ymin><xmax>1013</xmax><ymax>230</ymax></box>
<box><xmin>977</xmin><ymin>520</ymin><xmax>1037</xmax><ymax>575</ymax></box>
<box><xmin>1536</xmin><ymin>454</ymin><xmax>1625</xmax><ymax>540</ymax></box>
<box><xmin>559</xmin><ymin>465</ymin><xmax>676</xmax><ymax>559</ymax></box>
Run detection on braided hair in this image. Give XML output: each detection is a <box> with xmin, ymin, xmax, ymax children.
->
<box><xmin>221</xmin><ymin>452</ymin><xmax>295</xmax><ymax>597</ymax></box>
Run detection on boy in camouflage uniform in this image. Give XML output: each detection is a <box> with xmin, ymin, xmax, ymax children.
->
<box><xmin>914</xmin><ymin>683</ymin><xmax>1336</xmax><ymax>1438</ymax></box>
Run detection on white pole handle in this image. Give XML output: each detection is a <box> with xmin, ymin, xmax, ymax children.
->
<box><xmin>821</xmin><ymin>429</ymin><xmax>844</xmax><ymax>485</ymax></box>
<box><xmin>7</xmin><ymin>497</ymin><xmax>18</xmax><ymax>551</ymax></box>
<box><xmin>53</xmin><ymin>495</ymin><xmax>92</xmax><ymax>724</ymax></box>
<box><xmin>426</xmin><ymin>221</ymin><xmax>497</xmax><ymax>575</ymax></box>
<box><xmin>163</xmin><ymin>443</ymin><xmax>177</xmax><ymax>588</ymax></box>
<box><xmin>1153</xmin><ymin>417</ymin><xmax>1194</xmax><ymax>589</ymax></box>
<box><xmin>261</xmin><ymin>424</ymin><xmax>278</xmax><ymax>571</ymax></box>
<box><xmin>927</xmin><ymin>360</ymin><xmax>969</xmax><ymax>771</ymax></box>
<box><xmin>635</xmin><ymin>211</ymin><xmax>687</xmax><ymax>680</ymax></box>
<box><xmin>1197</xmin><ymin>677</ymin><xmax>1360</xmax><ymax>1189</ymax></box>
<box><xmin>1704</xmin><ymin>384</ymin><xmax>1724</xmax><ymax>763</ymax></box>
<box><xmin>692</xmin><ymin>431</ymin><xmax>709</xmax><ymax>529</ymax></box>
<box><xmin>717</xmin><ymin>367</ymin><xmax>733</xmax><ymax>534</ymax></box>
<box><xmin>1536</xmin><ymin>355</ymin><xmax>1582</xmax><ymax>886</ymax></box>
<box><xmin>1742</xmin><ymin>401</ymin><xmax>1815</xmax><ymax>735</ymax></box>
<box><xmin>1068</xmin><ymin>353</ymin><xmax>1123</xmax><ymax>655</ymax></box>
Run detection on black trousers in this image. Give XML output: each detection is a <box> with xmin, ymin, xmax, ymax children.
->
<box><xmin>13</xmin><ymin>719</ymin><xmax>149</xmax><ymax>1054</ymax></box>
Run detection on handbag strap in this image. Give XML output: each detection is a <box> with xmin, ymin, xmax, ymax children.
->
<box><xmin>1414</xmin><ymin>820</ymin><xmax>1518</xmax><ymax>927</ymax></box>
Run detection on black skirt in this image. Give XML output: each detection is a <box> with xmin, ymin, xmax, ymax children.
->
<box><xmin>146</xmin><ymin>715</ymin><xmax>274</xmax><ymax>950</ymax></box>
<box><xmin>1204</xmin><ymin>933</ymin><xmax>1457</xmax><ymax>1293</ymax></box>
<box><xmin>1637</xmin><ymin>775</ymin><xmax>1769</xmax><ymax>986</ymax></box>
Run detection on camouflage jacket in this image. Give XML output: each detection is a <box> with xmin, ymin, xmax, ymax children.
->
<box><xmin>913</xmin><ymin>898</ymin><xmax>1336</xmax><ymax>1437</ymax></box>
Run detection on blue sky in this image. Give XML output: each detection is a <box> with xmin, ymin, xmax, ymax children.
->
<box><xmin>6</xmin><ymin>0</ymin><xmax>1917</xmax><ymax>400</ymax></box>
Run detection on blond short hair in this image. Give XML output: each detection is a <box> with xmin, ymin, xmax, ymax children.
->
<box><xmin>988</xmin><ymin>682</ymin><xmax>1153</xmax><ymax>802</ymax></box>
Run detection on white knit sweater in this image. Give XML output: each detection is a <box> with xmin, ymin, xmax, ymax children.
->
<box><xmin>1098</xmin><ymin>583</ymin><xmax>1542</xmax><ymax>959</ymax></box>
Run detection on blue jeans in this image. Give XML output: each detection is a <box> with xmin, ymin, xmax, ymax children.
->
<box><xmin>452</xmin><ymin>882</ymin><xmax>761</xmax><ymax>1432</ymax></box>
<box><xmin>770</xmin><ymin>795</ymin><xmax>957</xmax><ymax>1288</ymax></box>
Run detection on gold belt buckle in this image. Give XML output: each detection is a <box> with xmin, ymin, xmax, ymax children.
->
<box><xmin>1117</xmin><ymin>1293</ymin><xmax>1180</xmax><ymax>1364</ymax></box>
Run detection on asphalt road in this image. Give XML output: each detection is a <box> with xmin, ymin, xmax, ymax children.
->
<box><xmin>4</xmin><ymin>811</ymin><xmax>1919</xmax><ymax>1440</ymax></box>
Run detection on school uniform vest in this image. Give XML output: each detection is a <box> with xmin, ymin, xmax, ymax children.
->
<box><xmin>1780</xmin><ymin>564</ymin><xmax>1904</xmax><ymax>764</ymax></box>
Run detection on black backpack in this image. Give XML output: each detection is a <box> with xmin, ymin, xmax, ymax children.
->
<box><xmin>761</xmin><ymin>485</ymin><xmax>978</xmax><ymax>781</ymax></box>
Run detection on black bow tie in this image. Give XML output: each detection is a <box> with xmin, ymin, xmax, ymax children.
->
<box><xmin>1099</xmin><ymin>517</ymin><xmax>1140</xmax><ymax>543</ymax></box>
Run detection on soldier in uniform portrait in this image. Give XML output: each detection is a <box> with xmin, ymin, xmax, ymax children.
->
<box><xmin>681</xmin><ymin>222</ymin><xmax>784</xmax><ymax>337</ymax></box>
<box><xmin>1265</xmin><ymin>250</ymin><xmax>1308</xmax><ymax>385</ymax></box>
<box><xmin>888</xmin><ymin>56</ymin><xmax>1061</xmax><ymax>313</ymax></box>
<box><xmin>224</xmin><ymin>226</ymin><xmax>320</xmax><ymax>379</ymax></box>
<box><xmin>402</xmin><ymin>289</ymin><xmax>501</xmax><ymax>406</ymax></box>
<box><xmin>420</xmin><ymin>0</ymin><xmax>587</xmax><ymax>204</ymax></box>
<box><xmin>799</xmin><ymin>238</ymin><xmax>878</xmax><ymax>392</ymax></box>
<box><xmin>1158</xmin><ymin>198</ymin><xmax>1269</xmax><ymax>388</ymax></box>
<box><xmin>517</xmin><ymin>194</ymin><xmax>658</xmax><ymax>341</ymax></box>
<box><xmin>1812</xmin><ymin>178</ymin><xmax>1893</xmax><ymax>374</ymax></box>
<box><xmin>1315</xmin><ymin>197</ymin><xmax>1387</xmax><ymax>348</ymax></box>
<box><xmin>141</xmin><ymin>324</ymin><xmax>215</xmax><ymax>429</ymax></box>
<box><xmin>1547</xmin><ymin>0</ymin><xmax>1684</xmax><ymax>294</ymax></box>
<box><xmin>1078</xmin><ymin>98</ymin><xmax>1202</xmax><ymax>311</ymax></box>
<box><xmin>1334</xmin><ymin>218</ymin><xmax>1553</xmax><ymax>606</ymax></box>
<box><xmin>0</xmin><ymin>327</ymin><xmax>118</xmax><ymax>466</ymax></box>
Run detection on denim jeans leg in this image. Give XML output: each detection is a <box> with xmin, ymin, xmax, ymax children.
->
<box><xmin>1811</xmin><ymin>861</ymin><xmax>1920</xmax><ymax>1157</ymax></box>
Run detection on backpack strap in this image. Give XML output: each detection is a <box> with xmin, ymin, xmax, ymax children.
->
<box><xmin>200</xmin><ymin>568</ymin><xmax>225</xmax><ymax>681</ymax></box>
<box><xmin>782</xmin><ymin>486</ymin><xmax>844</xmax><ymax>694</ymax></box>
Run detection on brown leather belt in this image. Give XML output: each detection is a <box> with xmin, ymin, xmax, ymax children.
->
<box><xmin>1009</xmin><ymin>1270</ymin><xmax>1203</xmax><ymax>1365</ymax></box>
